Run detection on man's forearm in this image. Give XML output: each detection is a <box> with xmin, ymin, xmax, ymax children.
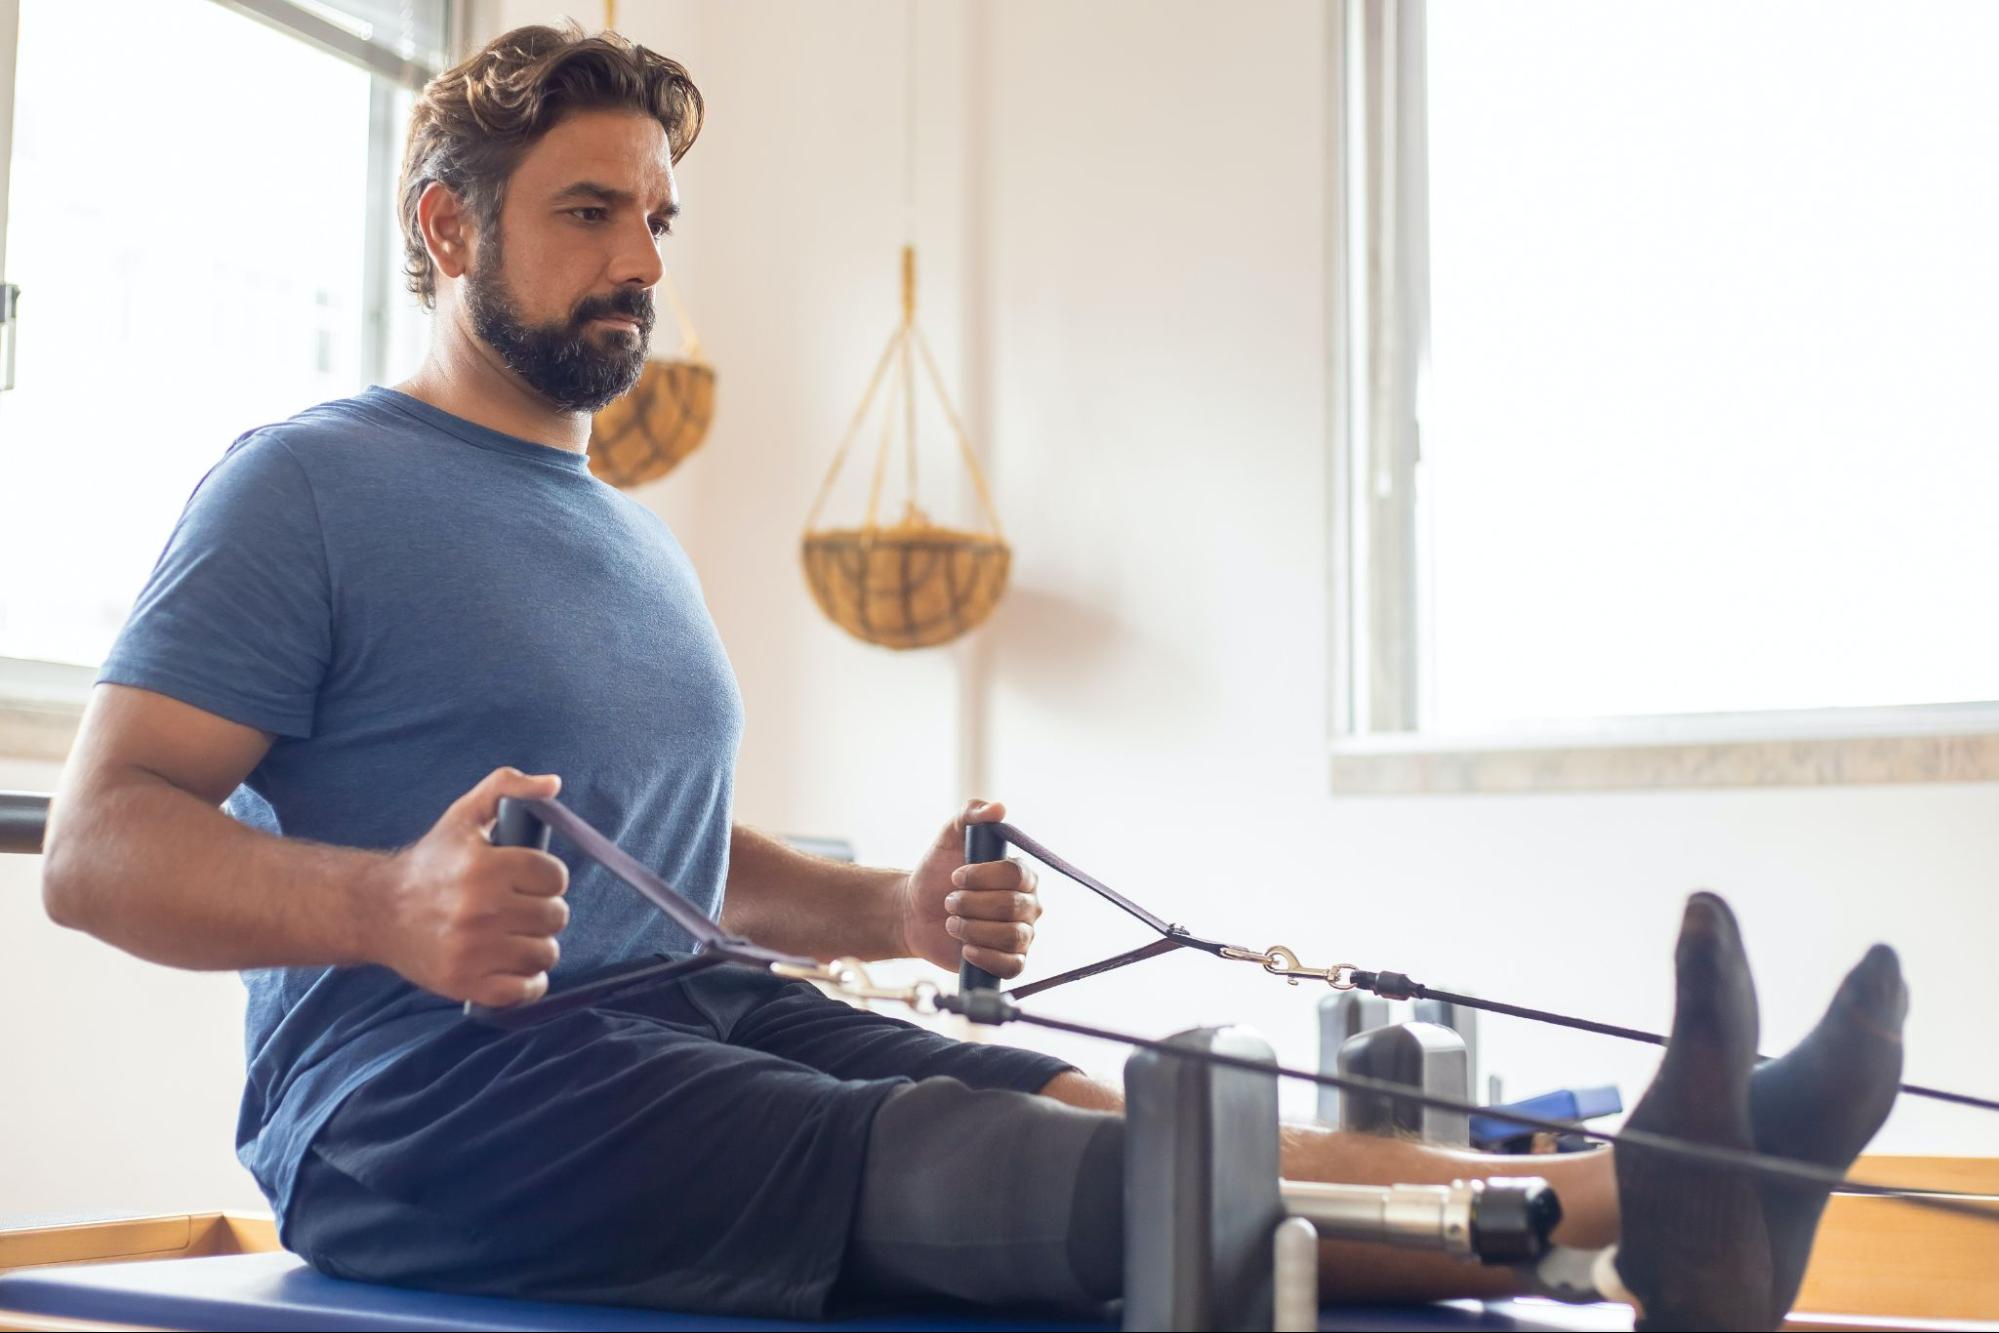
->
<box><xmin>719</xmin><ymin>824</ymin><xmax>907</xmax><ymax>962</ymax></box>
<box><xmin>42</xmin><ymin>770</ymin><xmax>392</xmax><ymax>972</ymax></box>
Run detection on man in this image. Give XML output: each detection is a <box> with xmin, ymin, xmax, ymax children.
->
<box><xmin>42</xmin><ymin>24</ymin><xmax>1905</xmax><ymax>1330</ymax></box>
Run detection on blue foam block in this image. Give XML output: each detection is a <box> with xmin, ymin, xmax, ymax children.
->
<box><xmin>1471</xmin><ymin>1086</ymin><xmax>1624</xmax><ymax>1148</ymax></box>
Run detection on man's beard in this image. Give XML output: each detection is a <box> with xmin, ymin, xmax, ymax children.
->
<box><xmin>464</xmin><ymin>230</ymin><xmax>655</xmax><ymax>414</ymax></box>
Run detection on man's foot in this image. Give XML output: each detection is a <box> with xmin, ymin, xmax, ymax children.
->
<box><xmin>1751</xmin><ymin>943</ymin><xmax>1907</xmax><ymax>1317</ymax></box>
<box><xmin>1614</xmin><ymin>893</ymin><xmax>1774</xmax><ymax>1331</ymax></box>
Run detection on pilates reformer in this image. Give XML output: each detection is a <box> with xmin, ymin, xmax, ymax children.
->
<box><xmin>4</xmin><ymin>790</ymin><xmax>1997</xmax><ymax>1331</ymax></box>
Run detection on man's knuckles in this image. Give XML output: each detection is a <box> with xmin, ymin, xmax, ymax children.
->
<box><xmin>946</xmin><ymin>888</ymin><xmax>1039</xmax><ymax>921</ymax></box>
<box><xmin>954</xmin><ymin>918</ymin><xmax>1034</xmax><ymax>952</ymax></box>
<box><xmin>950</xmin><ymin>859</ymin><xmax>1032</xmax><ymax>891</ymax></box>
<box><xmin>481</xmin><ymin>845</ymin><xmax>568</xmax><ymax>894</ymax></box>
<box><xmin>960</xmin><ymin>946</ymin><xmax>1026</xmax><ymax>979</ymax></box>
<box><xmin>472</xmin><ymin>970</ymin><xmax>547</xmax><ymax>1008</ymax></box>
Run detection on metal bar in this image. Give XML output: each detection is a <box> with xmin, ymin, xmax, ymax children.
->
<box><xmin>1280</xmin><ymin>1179</ymin><xmax>1475</xmax><ymax>1259</ymax></box>
<box><xmin>0</xmin><ymin>790</ymin><xmax>49</xmax><ymax>854</ymax></box>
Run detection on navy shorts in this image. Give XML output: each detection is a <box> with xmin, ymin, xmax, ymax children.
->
<box><xmin>284</xmin><ymin>962</ymin><xmax>1075</xmax><ymax>1319</ymax></box>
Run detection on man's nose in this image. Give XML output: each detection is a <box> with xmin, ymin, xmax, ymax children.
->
<box><xmin>609</xmin><ymin>214</ymin><xmax>665</xmax><ymax>290</ymax></box>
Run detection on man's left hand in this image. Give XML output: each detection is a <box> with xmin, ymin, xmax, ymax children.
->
<box><xmin>897</xmin><ymin>799</ymin><xmax>1043</xmax><ymax>977</ymax></box>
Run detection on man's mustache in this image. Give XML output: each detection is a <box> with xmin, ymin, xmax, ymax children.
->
<box><xmin>571</xmin><ymin>291</ymin><xmax>655</xmax><ymax>331</ymax></box>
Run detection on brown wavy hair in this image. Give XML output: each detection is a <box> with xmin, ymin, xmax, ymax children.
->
<box><xmin>398</xmin><ymin>22</ymin><xmax>704</xmax><ymax>309</ymax></box>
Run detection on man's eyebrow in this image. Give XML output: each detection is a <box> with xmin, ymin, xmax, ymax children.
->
<box><xmin>550</xmin><ymin>180</ymin><xmax>680</xmax><ymax>218</ymax></box>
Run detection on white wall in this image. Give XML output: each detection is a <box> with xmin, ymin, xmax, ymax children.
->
<box><xmin>8</xmin><ymin>0</ymin><xmax>1994</xmax><ymax>1226</ymax></box>
<box><xmin>0</xmin><ymin>757</ymin><xmax>267</xmax><ymax>1219</ymax></box>
<box><xmin>576</xmin><ymin>0</ymin><xmax>1999</xmax><ymax>1150</ymax></box>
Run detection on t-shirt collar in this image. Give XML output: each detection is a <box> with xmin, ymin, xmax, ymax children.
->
<box><xmin>366</xmin><ymin>386</ymin><xmax>595</xmax><ymax>475</ymax></box>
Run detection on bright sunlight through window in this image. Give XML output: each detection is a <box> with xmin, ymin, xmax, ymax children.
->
<box><xmin>1418</xmin><ymin>1</ymin><xmax>1999</xmax><ymax>733</ymax></box>
<box><xmin>0</xmin><ymin>0</ymin><xmax>412</xmax><ymax>667</ymax></box>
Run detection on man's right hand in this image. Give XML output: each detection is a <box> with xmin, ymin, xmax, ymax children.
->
<box><xmin>368</xmin><ymin>767</ymin><xmax>570</xmax><ymax>1008</ymax></box>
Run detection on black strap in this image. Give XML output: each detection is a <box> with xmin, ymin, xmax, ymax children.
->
<box><xmin>468</xmin><ymin>799</ymin><xmax>822</xmax><ymax>1026</ymax></box>
<box><xmin>524</xmin><ymin>798</ymin><xmax>729</xmax><ymax>949</ymax></box>
<box><xmin>522</xmin><ymin>797</ymin><xmax>814</xmax><ymax>972</ymax></box>
<box><xmin>471</xmin><ymin>951</ymin><xmax>733</xmax><ymax>1028</ymax></box>
<box><xmin>994</xmin><ymin>822</ymin><xmax>1233</xmax><ymax>956</ymax></box>
<box><xmin>1009</xmin><ymin>937</ymin><xmax>1186</xmax><ymax>999</ymax></box>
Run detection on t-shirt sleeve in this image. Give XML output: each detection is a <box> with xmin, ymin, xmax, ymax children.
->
<box><xmin>97</xmin><ymin>433</ymin><xmax>332</xmax><ymax>739</ymax></box>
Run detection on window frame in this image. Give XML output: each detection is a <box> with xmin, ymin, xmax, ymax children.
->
<box><xmin>0</xmin><ymin>0</ymin><xmax>452</xmax><ymax>753</ymax></box>
<box><xmin>1325</xmin><ymin>0</ymin><xmax>1999</xmax><ymax>794</ymax></box>
<box><xmin>211</xmin><ymin>0</ymin><xmax>452</xmax><ymax>91</ymax></box>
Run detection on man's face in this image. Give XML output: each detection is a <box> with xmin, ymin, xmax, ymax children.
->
<box><xmin>463</xmin><ymin>108</ymin><xmax>680</xmax><ymax>414</ymax></box>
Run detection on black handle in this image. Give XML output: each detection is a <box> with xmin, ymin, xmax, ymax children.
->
<box><xmin>464</xmin><ymin>797</ymin><xmax>553</xmax><ymax>1021</ymax></box>
<box><xmin>494</xmin><ymin>797</ymin><xmax>552</xmax><ymax>852</ymax></box>
<box><xmin>958</xmin><ymin>823</ymin><xmax>1007</xmax><ymax>993</ymax></box>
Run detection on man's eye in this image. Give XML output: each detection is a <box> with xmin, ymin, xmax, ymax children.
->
<box><xmin>649</xmin><ymin>218</ymin><xmax>672</xmax><ymax>238</ymax></box>
<box><xmin>573</xmin><ymin>207</ymin><xmax>607</xmax><ymax>222</ymax></box>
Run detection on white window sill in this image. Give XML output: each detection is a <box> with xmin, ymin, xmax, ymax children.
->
<box><xmin>1331</xmin><ymin>704</ymin><xmax>1999</xmax><ymax>794</ymax></box>
<box><xmin>0</xmin><ymin>658</ymin><xmax>93</xmax><ymax>763</ymax></box>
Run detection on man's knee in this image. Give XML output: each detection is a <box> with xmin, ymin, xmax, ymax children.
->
<box><xmin>847</xmin><ymin>1077</ymin><xmax>1124</xmax><ymax>1306</ymax></box>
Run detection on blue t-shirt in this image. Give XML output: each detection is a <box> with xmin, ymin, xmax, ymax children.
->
<box><xmin>98</xmin><ymin>386</ymin><xmax>744</xmax><ymax>1220</ymax></box>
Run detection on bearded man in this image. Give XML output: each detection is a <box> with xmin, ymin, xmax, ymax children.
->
<box><xmin>42</xmin><ymin>24</ymin><xmax>1905</xmax><ymax>1331</ymax></box>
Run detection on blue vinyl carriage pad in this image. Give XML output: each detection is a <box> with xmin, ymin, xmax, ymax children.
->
<box><xmin>0</xmin><ymin>1252</ymin><xmax>1634</xmax><ymax>1331</ymax></box>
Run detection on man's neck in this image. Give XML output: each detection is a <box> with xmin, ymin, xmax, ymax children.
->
<box><xmin>393</xmin><ymin>309</ymin><xmax>591</xmax><ymax>454</ymax></box>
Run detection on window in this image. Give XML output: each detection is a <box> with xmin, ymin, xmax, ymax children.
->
<box><xmin>0</xmin><ymin>0</ymin><xmax>444</xmax><ymax>684</ymax></box>
<box><xmin>1332</xmin><ymin>0</ymin><xmax>1999</xmax><ymax>785</ymax></box>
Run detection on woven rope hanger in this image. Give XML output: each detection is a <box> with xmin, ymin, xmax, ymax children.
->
<box><xmin>799</xmin><ymin>2</ymin><xmax>1010</xmax><ymax>650</ymax></box>
<box><xmin>801</xmin><ymin>245</ymin><xmax>1009</xmax><ymax>650</ymax></box>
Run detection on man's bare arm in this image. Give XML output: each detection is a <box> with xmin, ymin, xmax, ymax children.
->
<box><xmin>718</xmin><ymin>824</ymin><xmax>905</xmax><ymax>962</ymax></box>
<box><xmin>43</xmin><ymin>684</ymin><xmax>371</xmax><ymax>967</ymax></box>
<box><xmin>721</xmin><ymin>803</ymin><xmax>1045</xmax><ymax>977</ymax></box>
<box><xmin>42</xmin><ymin>683</ymin><xmax>570</xmax><ymax>1007</ymax></box>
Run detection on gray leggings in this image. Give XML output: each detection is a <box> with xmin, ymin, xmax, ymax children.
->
<box><xmin>846</xmin><ymin>1077</ymin><xmax>1126</xmax><ymax>1306</ymax></box>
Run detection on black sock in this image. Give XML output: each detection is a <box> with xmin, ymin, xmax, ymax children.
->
<box><xmin>1750</xmin><ymin>943</ymin><xmax>1906</xmax><ymax>1318</ymax></box>
<box><xmin>1614</xmin><ymin>892</ymin><xmax>1774</xmax><ymax>1331</ymax></box>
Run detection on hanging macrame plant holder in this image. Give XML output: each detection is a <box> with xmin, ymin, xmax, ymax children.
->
<box><xmin>587</xmin><ymin>277</ymin><xmax>714</xmax><ymax>489</ymax></box>
<box><xmin>802</xmin><ymin>246</ymin><xmax>1009</xmax><ymax>650</ymax></box>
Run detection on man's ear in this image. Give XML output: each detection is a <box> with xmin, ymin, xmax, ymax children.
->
<box><xmin>418</xmin><ymin>180</ymin><xmax>477</xmax><ymax>282</ymax></box>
